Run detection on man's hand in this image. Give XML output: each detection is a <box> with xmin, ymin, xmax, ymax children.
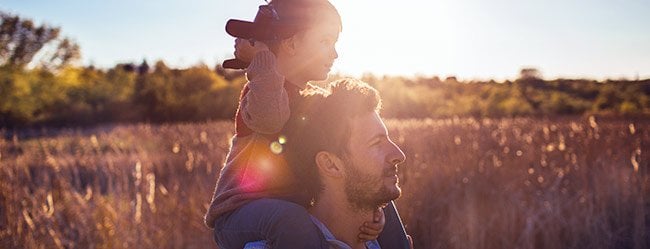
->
<box><xmin>233</xmin><ymin>38</ymin><xmax>270</xmax><ymax>64</ymax></box>
<box><xmin>357</xmin><ymin>207</ymin><xmax>386</xmax><ymax>242</ymax></box>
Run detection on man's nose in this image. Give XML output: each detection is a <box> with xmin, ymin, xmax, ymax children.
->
<box><xmin>388</xmin><ymin>141</ymin><xmax>406</xmax><ymax>166</ymax></box>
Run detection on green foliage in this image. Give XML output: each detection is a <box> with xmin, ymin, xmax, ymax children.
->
<box><xmin>0</xmin><ymin>65</ymin><xmax>69</xmax><ymax>125</ymax></box>
<box><xmin>134</xmin><ymin>62</ymin><xmax>241</xmax><ymax>123</ymax></box>
<box><xmin>2</xmin><ymin>61</ymin><xmax>650</xmax><ymax>127</ymax></box>
<box><xmin>369</xmin><ymin>75</ymin><xmax>650</xmax><ymax>119</ymax></box>
<box><xmin>0</xmin><ymin>61</ymin><xmax>245</xmax><ymax>127</ymax></box>
<box><xmin>495</xmin><ymin>90</ymin><xmax>535</xmax><ymax>116</ymax></box>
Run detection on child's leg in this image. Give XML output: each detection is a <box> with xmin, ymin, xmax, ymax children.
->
<box><xmin>377</xmin><ymin>201</ymin><xmax>411</xmax><ymax>249</ymax></box>
<box><xmin>214</xmin><ymin>198</ymin><xmax>328</xmax><ymax>249</ymax></box>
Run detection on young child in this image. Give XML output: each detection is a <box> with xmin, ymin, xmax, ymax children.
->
<box><xmin>205</xmin><ymin>0</ymin><xmax>410</xmax><ymax>248</ymax></box>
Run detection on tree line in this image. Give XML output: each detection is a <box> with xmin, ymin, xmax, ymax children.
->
<box><xmin>358</xmin><ymin>70</ymin><xmax>650</xmax><ymax>119</ymax></box>
<box><xmin>1</xmin><ymin>11</ymin><xmax>649</xmax><ymax>128</ymax></box>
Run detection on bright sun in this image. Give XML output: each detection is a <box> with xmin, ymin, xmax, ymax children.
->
<box><xmin>327</xmin><ymin>0</ymin><xmax>455</xmax><ymax>77</ymax></box>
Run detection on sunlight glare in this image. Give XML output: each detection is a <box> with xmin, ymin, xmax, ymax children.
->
<box><xmin>329</xmin><ymin>0</ymin><xmax>453</xmax><ymax>77</ymax></box>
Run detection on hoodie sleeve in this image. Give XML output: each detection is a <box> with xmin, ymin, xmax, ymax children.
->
<box><xmin>238</xmin><ymin>50</ymin><xmax>290</xmax><ymax>134</ymax></box>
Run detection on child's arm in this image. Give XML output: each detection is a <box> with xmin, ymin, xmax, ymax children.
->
<box><xmin>235</xmin><ymin>39</ymin><xmax>290</xmax><ymax>135</ymax></box>
<box><xmin>358</xmin><ymin>207</ymin><xmax>386</xmax><ymax>242</ymax></box>
<box><xmin>376</xmin><ymin>201</ymin><xmax>412</xmax><ymax>249</ymax></box>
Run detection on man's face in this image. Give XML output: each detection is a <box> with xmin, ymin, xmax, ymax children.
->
<box><xmin>340</xmin><ymin>111</ymin><xmax>406</xmax><ymax>211</ymax></box>
<box><xmin>291</xmin><ymin>21</ymin><xmax>340</xmax><ymax>81</ymax></box>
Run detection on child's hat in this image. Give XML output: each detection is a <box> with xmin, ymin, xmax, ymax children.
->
<box><xmin>226</xmin><ymin>4</ymin><xmax>300</xmax><ymax>42</ymax></box>
<box><xmin>223</xmin><ymin>4</ymin><xmax>299</xmax><ymax>69</ymax></box>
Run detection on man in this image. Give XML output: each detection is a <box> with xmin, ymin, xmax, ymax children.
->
<box><xmin>206</xmin><ymin>0</ymin><xmax>409</xmax><ymax>248</ymax></box>
<box><xmin>245</xmin><ymin>78</ymin><xmax>411</xmax><ymax>249</ymax></box>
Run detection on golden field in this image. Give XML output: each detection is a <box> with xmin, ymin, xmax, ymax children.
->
<box><xmin>1</xmin><ymin>116</ymin><xmax>648</xmax><ymax>249</ymax></box>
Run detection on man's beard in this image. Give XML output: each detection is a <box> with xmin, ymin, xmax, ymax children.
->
<box><xmin>342</xmin><ymin>159</ymin><xmax>401</xmax><ymax>212</ymax></box>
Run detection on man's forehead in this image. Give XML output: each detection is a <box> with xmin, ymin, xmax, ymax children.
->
<box><xmin>350</xmin><ymin>112</ymin><xmax>387</xmax><ymax>141</ymax></box>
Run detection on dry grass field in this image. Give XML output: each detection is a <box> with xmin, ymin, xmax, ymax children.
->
<box><xmin>1</xmin><ymin>116</ymin><xmax>648</xmax><ymax>249</ymax></box>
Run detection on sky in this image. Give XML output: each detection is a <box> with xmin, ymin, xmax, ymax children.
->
<box><xmin>2</xmin><ymin>0</ymin><xmax>649</xmax><ymax>81</ymax></box>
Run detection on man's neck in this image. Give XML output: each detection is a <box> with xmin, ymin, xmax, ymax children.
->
<box><xmin>310</xmin><ymin>191</ymin><xmax>375</xmax><ymax>249</ymax></box>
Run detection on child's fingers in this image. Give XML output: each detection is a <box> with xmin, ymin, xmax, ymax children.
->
<box><xmin>358</xmin><ymin>233</ymin><xmax>378</xmax><ymax>241</ymax></box>
<box><xmin>232</xmin><ymin>38</ymin><xmax>270</xmax><ymax>63</ymax></box>
<box><xmin>373</xmin><ymin>207</ymin><xmax>384</xmax><ymax>222</ymax></box>
<box><xmin>358</xmin><ymin>227</ymin><xmax>380</xmax><ymax>241</ymax></box>
<box><xmin>362</xmin><ymin>221</ymin><xmax>383</xmax><ymax>232</ymax></box>
<box><xmin>358</xmin><ymin>210</ymin><xmax>386</xmax><ymax>242</ymax></box>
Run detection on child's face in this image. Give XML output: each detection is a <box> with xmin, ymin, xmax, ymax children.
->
<box><xmin>291</xmin><ymin>22</ymin><xmax>340</xmax><ymax>81</ymax></box>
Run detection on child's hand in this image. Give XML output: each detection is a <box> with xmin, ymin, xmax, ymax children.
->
<box><xmin>357</xmin><ymin>207</ymin><xmax>385</xmax><ymax>242</ymax></box>
<box><xmin>233</xmin><ymin>38</ymin><xmax>270</xmax><ymax>63</ymax></box>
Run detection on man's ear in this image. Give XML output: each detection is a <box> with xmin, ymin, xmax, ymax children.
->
<box><xmin>315</xmin><ymin>151</ymin><xmax>343</xmax><ymax>178</ymax></box>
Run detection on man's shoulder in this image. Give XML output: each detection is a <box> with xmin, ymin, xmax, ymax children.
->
<box><xmin>242</xmin><ymin>215</ymin><xmax>380</xmax><ymax>249</ymax></box>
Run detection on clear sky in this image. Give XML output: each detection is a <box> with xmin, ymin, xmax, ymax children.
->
<box><xmin>2</xmin><ymin>0</ymin><xmax>649</xmax><ymax>81</ymax></box>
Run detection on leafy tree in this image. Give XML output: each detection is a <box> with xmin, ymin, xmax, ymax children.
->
<box><xmin>0</xmin><ymin>66</ymin><xmax>68</xmax><ymax>125</ymax></box>
<box><xmin>519</xmin><ymin>67</ymin><xmax>542</xmax><ymax>80</ymax></box>
<box><xmin>515</xmin><ymin>68</ymin><xmax>545</xmax><ymax>111</ymax></box>
<box><xmin>1</xmin><ymin>11</ymin><xmax>80</xmax><ymax>70</ymax></box>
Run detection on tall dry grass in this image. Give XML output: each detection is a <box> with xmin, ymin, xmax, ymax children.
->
<box><xmin>0</xmin><ymin>116</ymin><xmax>648</xmax><ymax>249</ymax></box>
<box><xmin>390</xmin><ymin>117</ymin><xmax>649</xmax><ymax>249</ymax></box>
<box><xmin>1</xmin><ymin>122</ymin><xmax>232</xmax><ymax>248</ymax></box>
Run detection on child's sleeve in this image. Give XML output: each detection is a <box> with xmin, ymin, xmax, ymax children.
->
<box><xmin>239</xmin><ymin>50</ymin><xmax>290</xmax><ymax>134</ymax></box>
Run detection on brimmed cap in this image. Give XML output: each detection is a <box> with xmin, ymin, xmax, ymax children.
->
<box><xmin>223</xmin><ymin>4</ymin><xmax>302</xmax><ymax>69</ymax></box>
<box><xmin>222</xmin><ymin>58</ymin><xmax>249</xmax><ymax>70</ymax></box>
<box><xmin>226</xmin><ymin>5</ymin><xmax>302</xmax><ymax>41</ymax></box>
